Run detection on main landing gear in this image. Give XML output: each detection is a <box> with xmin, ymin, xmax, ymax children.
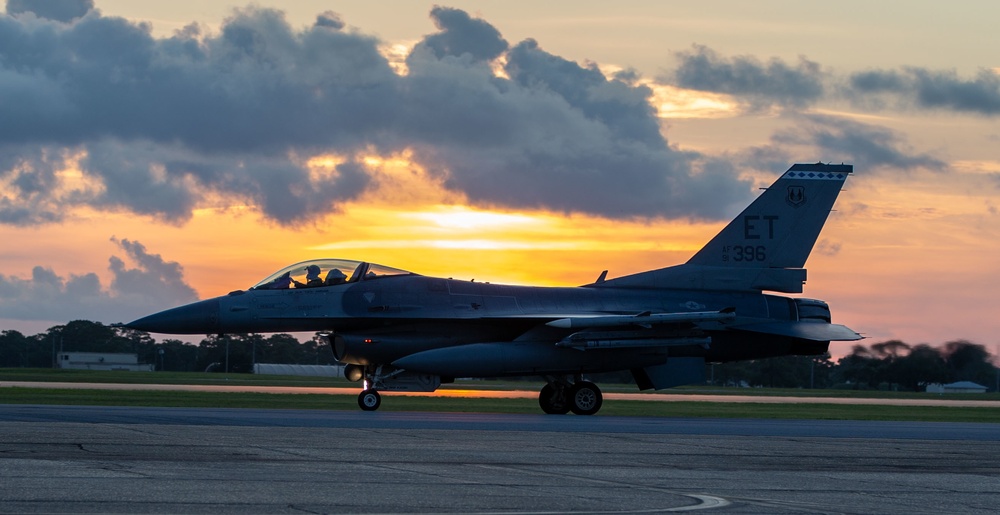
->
<box><xmin>347</xmin><ymin>363</ymin><xmax>604</xmax><ymax>415</ymax></box>
<box><xmin>538</xmin><ymin>378</ymin><xmax>603</xmax><ymax>415</ymax></box>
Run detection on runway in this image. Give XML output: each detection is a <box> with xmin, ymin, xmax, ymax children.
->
<box><xmin>5</xmin><ymin>381</ymin><xmax>1000</xmax><ymax>407</ymax></box>
<box><xmin>1</xmin><ymin>405</ymin><xmax>998</xmax><ymax>514</ymax></box>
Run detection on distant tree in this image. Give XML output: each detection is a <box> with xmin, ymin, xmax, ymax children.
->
<box><xmin>155</xmin><ymin>339</ymin><xmax>200</xmax><ymax>372</ymax></box>
<box><xmin>808</xmin><ymin>354</ymin><xmax>836</xmax><ymax>389</ymax></box>
<box><xmin>832</xmin><ymin>339</ymin><xmax>998</xmax><ymax>392</ymax></box>
<box><xmin>708</xmin><ymin>354</ymin><xmax>833</xmax><ymax>388</ymax></box>
<box><xmin>196</xmin><ymin>333</ymin><xmax>322</xmax><ymax>373</ymax></box>
<box><xmin>0</xmin><ymin>330</ymin><xmax>30</xmax><ymax>367</ymax></box>
<box><xmin>942</xmin><ymin>340</ymin><xmax>995</xmax><ymax>386</ymax></box>
<box><xmin>40</xmin><ymin>321</ymin><xmax>159</xmax><ymax>368</ymax></box>
<box><xmin>48</xmin><ymin>320</ymin><xmax>122</xmax><ymax>353</ymax></box>
<box><xmin>263</xmin><ymin>334</ymin><xmax>306</xmax><ymax>364</ymax></box>
<box><xmin>749</xmin><ymin>356</ymin><xmax>804</xmax><ymax>388</ymax></box>
<box><xmin>710</xmin><ymin>360</ymin><xmax>755</xmax><ymax>387</ymax></box>
<box><xmin>889</xmin><ymin>344</ymin><xmax>949</xmax><ymax>391</ymax></box>
<box><xmin>197</xmin><ymin>334</ymin><xmax>258</xmax><ymax>373</ymax></box>
<box><xmin>24</xmin><ymin>334</ymin><xmax>53</xmax><ymax>368</ymax></box>
<box><xmin>834</xmin><ymin>344</ymin><xmax>886</xmax><ymax>389</ymax></box>
<box><xmin>242</xmin><ymin>334</ymin><xmax>268</xmax><ymax>367</ymax></box>
<box><xmin>870</xmin><ymin>340</ymin><xmax>910</xmax><ymax>360</ymax></box>
<box><xmin>310</xmin><ymin>333</ymin><xmax>336</xmax><ymax>365</ymax></box>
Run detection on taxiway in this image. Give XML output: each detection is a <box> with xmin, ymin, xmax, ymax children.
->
<box><xmin>1</xmin><ymin>405</ymin><xmax>998</xmax><ymax>514</ymax></box>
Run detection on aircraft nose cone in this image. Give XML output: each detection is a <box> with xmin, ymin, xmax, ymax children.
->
<box><xmin>126</xmin><ymin>298</ymin><xmax>221</xmax><ymax>334</ymax></box>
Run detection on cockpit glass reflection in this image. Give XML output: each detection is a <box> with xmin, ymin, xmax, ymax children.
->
<box><xmin>250</xmin><ymin>259</ymin><xmax>415</xmax><ymax>290</ymax></box>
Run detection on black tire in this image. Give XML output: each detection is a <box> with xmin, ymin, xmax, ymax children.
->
<box><xmin>538</xmin><ymin>383</ymin><xmax>570</xmax><ymax>415</ymax></box>
<box><xmin>568</xmin><ymin>381</ymin><xmax>603</xmax><ymax>415</ymax></box>
<box><xmin>358</xmin><ymin>389</ymin><xmax>381</xmax><ymax>411</ymax></box>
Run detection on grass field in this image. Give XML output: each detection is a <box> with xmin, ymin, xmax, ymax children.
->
<box><xmin>3</xmin><ymin>368</ymin><xmax>999</xmax><ymax>422</ymax></box>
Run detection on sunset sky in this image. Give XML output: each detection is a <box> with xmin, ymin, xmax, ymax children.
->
<box><xmin>1</xmin><ymin>1</ymin><xmax>999</xmax><ymax>358</ymax></box>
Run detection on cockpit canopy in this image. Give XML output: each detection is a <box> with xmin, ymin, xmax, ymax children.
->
<box><xmin>251</xmin><ymin>259</ymin><xmax>415</xmax><ymax>290</ymax></box>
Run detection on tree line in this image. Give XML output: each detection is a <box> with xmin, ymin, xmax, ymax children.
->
<box><xmin>2</xmin><ymin>320</ymin><xmax>997</xmax><ymax>391</ymax></box>
<box><xmin>710</xmin><ymin>340</ymin><xmax>998</xmax><ymax>391</ymax></box>
<box><xmin>0</xmin><ymin>320</ymin><xmax>334</xmax><ymax>373</ymax></box>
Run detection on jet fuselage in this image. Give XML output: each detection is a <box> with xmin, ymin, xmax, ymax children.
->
<box><xmin>126</xmin><ymin>163</ymin><xmax>862</xmax><ymax>414</ymax></box>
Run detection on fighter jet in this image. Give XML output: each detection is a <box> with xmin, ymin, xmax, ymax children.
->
<box><xmin>128</xmin><ymin>163</ymin><xmax>862</xmax><ymax>414</ymax></box>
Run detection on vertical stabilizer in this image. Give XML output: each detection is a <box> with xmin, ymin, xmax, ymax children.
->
<box><xmin>686</xmin><ymin>163</ymin><xmax>851</xmax><ymax>269</ymax></box>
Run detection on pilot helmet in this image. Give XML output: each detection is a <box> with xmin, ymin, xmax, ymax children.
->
<box><xmin>306</xmin><ymin>265</ymin><xmax>321</xmax><ymax>279</ymax></box>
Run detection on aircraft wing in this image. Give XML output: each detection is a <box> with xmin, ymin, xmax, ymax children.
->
<box><xmin>539</xmin><ymin>309</ymin><xmax>861</xmax><ymax>349</ymax></box>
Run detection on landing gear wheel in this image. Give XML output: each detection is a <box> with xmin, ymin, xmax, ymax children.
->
<box><xmin>568</xmin><ymin>381</ymin><xmax>603</xmax><ymax>415</ymax></box>
<box><xmin>538</xmin><ymin>383</ymin><xmax>570</xmax><ymax>415</ymax></box>
<box><xmin>358</xmin><ymin>389</ymin><xmax>381</xmax><ymax>411</ymax></box>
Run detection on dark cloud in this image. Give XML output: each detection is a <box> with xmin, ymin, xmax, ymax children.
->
<box><xmin>108</xmin><ymin>237</ymin><xmax>197</xmax><ymax>303</ymax></box>
<box><xmin>314</xmin><ymin>11</ymin><xmax>344</xmax><ymax>30</ymax></box>
<box><xmin>669</xmin><ymin>45</ymin><xmax>825</xmax><ymax>109</ymax></box>
<box><xmin>664</xmin><ymin>46</ymin><xmax>1000</xmax><ymax>118</ymax></box>
<box><xmin>734</xmin><ymin>126</ymin><xmax>938</xmax><ymax>178</ymax></box>
<box><xmin>815</xmin><ymin>239</ymin><xmax>842</xmax><ymax>257</ymax></box>
<box><xmin>0</xmin><ymin>6</ymin><xmax>399</xmax><ymax>224</ymax></box>
<box><xmin>505</xmin><ymin>39</ymin><xmax>664</xmax><ymax>146</ymax></box>
<box><xmin>848</xmin><ymin>67</ymin><xmax>1000</xmax><ymax>115</ymax></box>
<box><xmin>766</xmin><ymin>114</ymin><xmax>946</xmax><ymax>172</ymax></box>
<box><xmin>884</xmin><ymin>68</ymin><xmax>1000</xmax><ymax>114</ymax></box>
<box><xmin>0</xmin><ymin>239</ymin><xmax>197</xmax><ymax>323</ymax></box>
<box><xmin>414</xmin><ymin>6</ymin><xmax>508</xmax><ymax>62</ymax></box>
<box><xmin>78</xmin><ymin>140</ymin><xmax>372</xmax><ymax>224</ymax></box>
<box><xmin>0</xmin><ymin>144</ymin><xmax>72</xmax><ymax>225</ymax></box>
<box><xmin>0</xmin><ymin>6</ymin><xmax>758</xmax><ymax>226</ymax></box>
<box><xmin>5</xmin><ymin>0</ymin><xmax>92</xmax><ymax>22</ymax></box>
<box><xmin>735</xmin><ymin>145</ymin><xmax>796</xmax><ymax>179</ymax></box>
<box><xmin>850</xmin><ymin>69</ymin><xmax>908</xmax><ymax>91</ymax></box>
<box><xmin>400</xmin><ymin>37</ymin><xmax>752</xmax><ymax>219</ymax></box>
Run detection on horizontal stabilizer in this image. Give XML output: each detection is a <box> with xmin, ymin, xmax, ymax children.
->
<box><xmin>731</xmin><ymin>321</ymin><xmax>863</xmax><ymax>342</ymax></box>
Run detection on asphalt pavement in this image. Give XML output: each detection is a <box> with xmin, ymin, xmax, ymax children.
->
<box><xmin>1</xmin><ymin>405</ymin><xmax>998</xmax><ymax>514</ymax></box>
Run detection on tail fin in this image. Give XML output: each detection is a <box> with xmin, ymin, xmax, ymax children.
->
<box><xmin>599</xmin><ymin>163</ymin><xmax>851</xmax><ymax>293</ymax></box>
<box><xmin>687</xmin><ymin>163</ymin><xmax>851</xmax><ymax>269</ymax></box>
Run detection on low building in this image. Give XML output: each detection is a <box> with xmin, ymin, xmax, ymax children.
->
<box><xmin>253</xmin><ymin>363</ymin><xmax>343</xmax><ymax>377</ymax></box>
<box><xmin>925</xmin><ymin>381</ymin><xmax>988</xmax><ymax>394</ymax></box>
<box><xmin>57</xmin><ymin>352</ymin><xmax>153</xmax><ymax>372</ymax></box>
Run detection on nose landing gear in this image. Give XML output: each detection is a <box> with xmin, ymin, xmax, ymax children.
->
<box><xmin>357</xmin><ymin>364</ymin><xmax>393</xmax><ymax>412</ymax></box>
<box><xmin>358</xmin><ymin>389</ymin><xmax>381</xmax><ymax>411</ymax></box>
<box><xmin>351</xmin><ymin>364</ymin><xmax>441</xmax><ymax>411</ymax></box>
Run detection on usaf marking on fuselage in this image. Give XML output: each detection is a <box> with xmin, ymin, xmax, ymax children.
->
<box><xmin>128</xmin><ymin>163</ymin><xmax>861</xmax><ymax>415</ymax></box>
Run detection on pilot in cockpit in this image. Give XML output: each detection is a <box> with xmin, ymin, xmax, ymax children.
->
<box><xmin>294</xmin><ymin>265</ymin><xmax>324</xmax><ymax>288</ymax></box>
<box><xmin>325</xmin><ymin>268</ymin><xmax>347</xmax><ymax>285</ymax></box>
<box><xmin>266</xmin><ymin>271</ymin><xmax>292</xmax><ymax>289</ymax></box>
